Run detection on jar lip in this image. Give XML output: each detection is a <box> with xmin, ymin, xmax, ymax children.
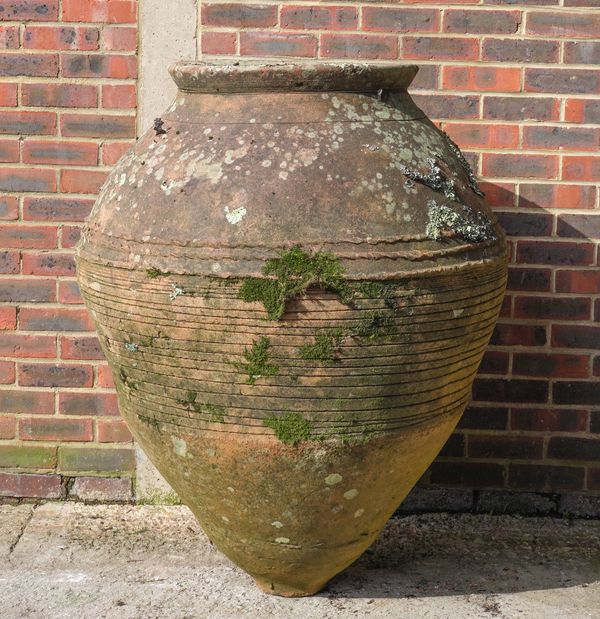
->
<box><xmin>170</xmin><ymin>60</ymin><xmax>419</xmax><ymax>94</ymax></box>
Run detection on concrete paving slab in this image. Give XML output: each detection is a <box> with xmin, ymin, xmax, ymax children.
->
<box><xmin>0</xmin><ymin>504</ymin><xmax>33</xmax><ymax>559</ymax></box>
<box><xmin>1</xmin><ymin>503</ymin><xmax>599</xmax><ymax>619</ymax></box>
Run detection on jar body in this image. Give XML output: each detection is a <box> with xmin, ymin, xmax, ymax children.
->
<box><xmin>77</xmin><ymin>62</ymin><xmax>507</xmax><ymax>596</ymax></box>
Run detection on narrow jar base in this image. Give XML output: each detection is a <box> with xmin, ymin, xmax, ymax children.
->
<box><xmin>254</xmin><ymin>577</ymin><xmax>328</xmax><ymax>598</ymax></box>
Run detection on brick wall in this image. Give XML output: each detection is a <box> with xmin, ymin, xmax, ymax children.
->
<box><xmin>1</xmin><ymin>0</ymin><xmax>599</xmax><ymax>511</ymax></box>
<box><xmin>0</xmin><ymin>0</ymin><xmax>137</xmax><ymax>502</ymax></box>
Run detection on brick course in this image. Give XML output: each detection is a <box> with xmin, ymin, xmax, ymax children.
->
<box><xmin>0</xmin><ymin>0</ymin><xmax>598</xmax><ymax>508</ymax></box>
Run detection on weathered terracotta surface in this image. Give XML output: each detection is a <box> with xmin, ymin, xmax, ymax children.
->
<box><xmin>77</xmin><ymin>61</ymin><xmax>508</xmax><ymax>597</ymax></box>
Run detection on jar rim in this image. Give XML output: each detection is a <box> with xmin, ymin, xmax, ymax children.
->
<box><xmin>170</xmin><ymin>60</ymin><xmax>419</xmax><ymax>94</ymax></box>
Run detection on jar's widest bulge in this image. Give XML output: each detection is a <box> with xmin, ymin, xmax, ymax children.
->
<box><xmin>77</xmin><ymin>61</ymin><xmax>508</xmax><ymax>597</ymax></box>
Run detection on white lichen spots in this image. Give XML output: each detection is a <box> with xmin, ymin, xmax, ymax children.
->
<box><xmin>227</xmin><ymin>486</ymin><xmax>235</xmax><ymax>493</ymax></box>
<box><xmin>221</xmin><ymin>516</ymin><xmax>230</xmax><ymax>524</ymax></box>
<box><xmin>261</xmin><ymin>159</ymin><xmax>272</xmax><ymax>168</ymax></box>
<box><xmin>331</xmin><ymin>505</ymin><xmax>344</xmax><ymax>514</ymax></box>
<box><xmin>453</xmin><ymin>308</ymin><xmax>465</xmax><ymax>317</ymax></box>
<box><xmin>403</xmin><ymin>214</ymin><xmax>412</xmax><ymax>222</ymax></box>
<box><xmin>249</xmin><ymin>118</ymin><xmax>256</xmax><ymax>124</ymax></box>
<box><xmin>117</xmin><ymin>173</ymin><xmax>127</xmax><ymax>186</ymax></box>
<box><xmin>224</xmin><ymin>205</ymin><xmax>247</xmax><ymax>225</ymax></box>
<box><xmin>354</xmin><ymin>508</ymin><xmax>365</xmax><ymax>518</ymax></box>
<box><xmin>171</xmin><ymin>436</ymin><xmax>187</xmax><ymax>458</ymax></box>
<box><xmin>169</xmin><ymin>285</ymin><xmax>184</xmax><ymax>301</ymax></box>
<box><xmin>325</xmin><ymin>473</ymin><xmax>343</xmax><ymax>486</ymax></box>
<box><xmin>275</xmin><ymin>537</ymin><xmax>290</xmax><ymax>544</ymax></box>
<box><xmin>211</xmin><ymin>262</ymin><xmax>222</xmax><ymax>273</ymax></box>
<box><xmin>344</xmin><ymin>489</ymin><xmax>359</xmax><ymax>500</ymax></box>
<box><xmin>271</xmin><ymin>521</ymin><xmax>284</xmax><ymax>529</ymax></box>
<box><xmin>124</xmin><ymin>342</ymin><xmax>139</xmax><ymax>353</ymax></box>
<box><xmin>279</xmin><ymin>171</ymin><xmax>288</xmax><ymax>180</ymax></box>
<box><xmin>154</xmin><ymin>167</ymin><xmax>165</xmax><ymax>182</ymax></box>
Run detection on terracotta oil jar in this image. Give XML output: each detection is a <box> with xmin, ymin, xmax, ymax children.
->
<box><xmin>77</xmin><ymin>61</ymin><xmax>507</xmax><ymax>597</ymax></box>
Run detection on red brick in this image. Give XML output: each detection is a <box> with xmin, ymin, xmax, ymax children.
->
<box><xmin>60</xmin><ymin>335</ymin><xmax>104</xmax><ymax>360</ymax></box>
<box><xmin>518</xmin><ymin>183</ymin><xmax>597</xmax><ymax>210</ymax></box>
<box><xmin>62</xmin><ymin>0</ymin><xmax>137</xmax><ymax>23</ymax></box>
<box><xmin>60</xmin><ymin>225</ymin><xmax>82</xmax><ymax>248</ymax></box>
<box><xmin>20</xmin><ymin>417</ymin><xmax>93</xmax><ymax>442</ymax></box>
<box><xmin>19</xmin><ymin>363</ymin><xmax>93</xmax><ymax>388</ymax></box>
<box><xmin>23</xmin><ymin>197</ymin><xmax>95</xmax><ymax>222</ymax></box>
<box><xmin>473</xmin><ymin>378</ymin><xmax>549</xmax><ymax>403</ymax></box>
<box><xmin>97</xmin><ymin>365</ymin><xmax>115</xmax><ymax>388</ymax></box>
<box><xmin>0</xmin><ymin>334</ymin><xmax>56</xmax><ymax>358</ymax></box>
<box><xmin>0</xmin><ymin>164</ymin><xmax>56</xmax><ymax>193</ymax></box>
<box><xmin>439</xmin><ymin>434</ymin><xmax>465</xmax><ymax>458</ymax></box>
<box><xmin>201</xmin><ymin>31</ymin><xmax>237</xmax><ymax>56</ymax></box>
<box><xmin>0</xmin><ymin>24</ymin><xmax>18</xmax><ymax>48</ymax></box>
<box><xmin>0</xmin><ymin>195</ymin><xmax>18</xmax><ymax>220</ymax></box>
<box><xmin>0</xmin><ymin>0</ymin><xmax>59</xmax><ymax>21</ymax></box>
<box><xmin>0</xmin><ymin>225</ymin><xmax>57</xmax><ymax>249</ymax></box>
<box><xmin>281</xmin><ymin>5</ymin><xmax>358</xmax><ymax>30</ymax></box>
<box><xmin>469</xmin><ymin>435</ymin><xmax>543</xmax><ymax>459</ymax></box>
<box><xmin>525</xmin><ymin>68</ymin><xmax>599</xmax><ymax>94</ymax></box>
<box><xmin>556</xmin><ymin>271</ymin><xmax>600</xmax><ymax>294</ymax></box>
<box><xmin>552</xmin><ymin>324</ymin><xmax>600</xmax><ymax>350</ymax></box>
<box><xmin>23</xmin><ymin>140</ymin><xmax>98</xmax><ymax>166</ymax></box>
<box><xmin>0</xmin><ymin>139</ymin><xmax>18</xmax><ymax>162</ymax></box>
<box><xmin>0</xmin><ymin>110</ymin><xmax>56</xmax><ymax>135</ymax></box>
<box><xmin>202</xmin><ymin>3</ymin><xmax>277</xmax><ymax>27</ymax></box>
<box><xmin>0</xmin><ymin>306</ymin><xmax>17</xmax><ymax>329</ymax></box>
<box><xmin>412</xmin><ymin>94</ymin><xmax>479</xmax><ymax>120</ymax></box>
<box><xmin>23</xmin><ymin>25</ymin><xmax>99</xmax><ymax>50</ymax></box>
<box><xmin>443</xmin><ymin>66</ymin><xmax>521</xmax><ymax>92</ymax></box>
<box><xmin>556</xmin><ymin>214</ymin><xmax>599</xmax><ymax>239</ymax></box>
<box><xmin>60</xmin><ymin>169</ymin><xmax>108</xmax><ymax>194</ymax></box>
<box><xmin>479</xmin><ymin>350</ymin><xmax>510</xmax><ymax>375</ymax></box>
<box><xmin>22</xmin><ymin>252</ymin><xmax>76</xmax><ymax>276</ymax></box>
<box><xmin>483</xmin><ymin>96</ymin><xmax>559</xmax><ymax>121</ymax></box>
<box><xmin>61</xmin><ymin>113</ymin><xmax>135</xmax><ymax>138</ymax></box>
<box><xmin>0</xmin><ymin>473</ymin><xmax>61</xmax><ymax>499</ymax></box>
<box><xmin>554</xmin><ymin>381</ymin><xmax>599</xmax><ymax>406</ymax></box>
<box><xmin>523</xmin><ymin>126</ymin><xmax>599</xmax><ymax>152</ymax></box>
<box><xmin>508</xmin><ymin>464</ymin><xmax>584</xmax><ymax>491</ymax></box>
<box><xmin>61</xmin><ymin>53</ymin><xmax>137</xmax><ymax>79</ymax></box>
<box><xmin>363</xmin><ymin>7</ymin><xmax>439</xmax><ymax>33</ymax></box>
<box><xmin>482</xmin><ymin>37</ymin><xmax>559</xmax><ymax>63</ymax></box>
<box><xmin>0</xmin><ymin>415</ymin><xmax>15</xmax><ymax>439</ymax></box>
<box><xmin>516</xmin><ymin>240</ymin><xmax>594</xmax><ymax>266</ymax></box>
<box><xmin>411</xmin><ymin>65</ymin><xmax>439</xmax><ymax>90</ymax></box>
<box><xmin>514</xmin><ymin>296</ymin><xmax>590</xmax><ymax>321</ymax></box>
<box><xmin>511</xmin><ymin>408</ymin><xmax>588</xmax><ymax>433</ymax></box>
<box><xmin>102</xmin><ymin>84</ymin><xmax>136</xmax><ymax>109</ymax></box>
<box><xmin>458</xmin><ymin>406</ymin><xmax>508</xmax><ymax>431</ymax></box>
<box><xmin>526</xmin><ymin>10</ymin><xmax>600</xmax><ymax>38</ymax></box>
<box><xmin>57</xmin><ymin>445</ymin><xmax>135</xmax><ymax>473</ymax></box>
<box><xmin>58</xmin><ymin>280</ymin><xmax>83</xmax><ymax>305</ymax></box>
<box><xmin>101</xmin><ymin>26</ymin><xmax>137</xmax><ymax>51</ymax></box>
<box><xmin>506</xmin><ymin>267</ymin><xmax>552</xmax><ymax>291</ymax></box>
<box><xmin>565</xmin><ymin>99</ymin><xmax>600</xmax><ymax>124</ymax></box>
<box><xmin>0</xmin><ymin>360</ymin><xmax>15</xmax><ymax>383</ymax></box>
<box><xmin>478</xmin><ymin>182</ymin><xmax>516</xmax><ymax>207</ymax></box>
<box><xmin>320</xmin><ymin>33</ymin><xmax>397</xmax><ymax>59</ymax></box>
<box><xmin>482</xmin><ymin>153</ymin><xmax>557</xmax><ymax>179</ymax></box>
<box><xmin>589</xmin><ymin>469</ymin><xmax>600</xmax><ymax>491</ymax></box>
<box><xmin>20</xmin><ymin>307</ymin><xmax>94</xmax><ymax>332</ymax></box>
<box><xmin>240</xmin><ymin>32</ymin><xmax>317</xmax><ymax>57</ymax></box>
<box><xmin>548</xmin><ymin>437</ymin><xmax>600</xmax><ymax>461</ymax></box>
<box><xmin>97</xmin><ymin>418</ymin><xmax>132</xmax><ymax>443</ymax></box>
<box><xmin>429</xmin><ymin>461</ymin><xmax>505</xmax><ymax>488</ymax></box>
<box><xmin>490</xmin><ymin>323</ymin><xmax>547</xmax><ymax>347</ymax></box>
<box><xmin>59</xmin><ymin>391</ymin><xmax>119</xmax><ymax>416</ymax></box>
<box><xmin>22</xmin><ymin>82</ymin><xmax>98</xmax><ymax>108</ymax></box>
<box><xmin>0</xmin><ymin>53</ymin><xmax>58</xmax><ymax>77</ymax></box>
<box><xmin>1</xmin><ymin>390</ymin><xmax>54</xmax><ymax>415</ymax></box>
<box><xmin>0</xmin><ymin>250</ymin><xmax>18</xmax><ymax>274</ymax></box>
<box><xmin>102</xmin><ymin>141</ymin><xmax>132</xmax><ymax>165</ymax></box>
<box><xmin>562</xmin><ymin>157</ymin><xmax>600</xmax><ymax>182</ymax></box>
<box><xmin>513</xmin><ymin>353</ymin><xmax>590</xmax><ymax>378</ymax></box>
<box><xmin>564</xmin><ymin>41</ymin><xmax>600</xmax><ymax>65</ymax></box>
<box><xmin>403</xmin><ymin>36</ymin><xmax>479</xmax><ymax>61</ymax></box>
<box><xmin>444</xmin><ymin>123</ymin><xmax>519</xmax><ymax>149</ymax></box>
<box><xmin>444</xmin><ymin>9</ymin><xmax>521</xmax><ymax>34</ymax></box>
<box><xmin>0</xmin><ymin>82</ymin><xmax>17</xmax><ymax>106</ymax></box>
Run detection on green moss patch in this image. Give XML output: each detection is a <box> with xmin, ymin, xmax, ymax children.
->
<box><xmin>264</xmin><ymin>412</ymin><xmax>313</xmax><ymax>446</ymax></box>
<box><xmin>298</xmin><ymin>328</ymin><xmax>344</xmax><ymax>362</ymax></box>
<box><xmin>238</xmin><ymin>246</ymin><xmax>351</xmax><ymax>320</ymax></box>
<box><xmin>234</xmin><ymin>337</ymin><xmax>279</xmax><ymax>385</ymax></box>
<box><xmin>146</xmin><ymin>267</ymin><xmax>171</xmax><ymax>279</ymax></box>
